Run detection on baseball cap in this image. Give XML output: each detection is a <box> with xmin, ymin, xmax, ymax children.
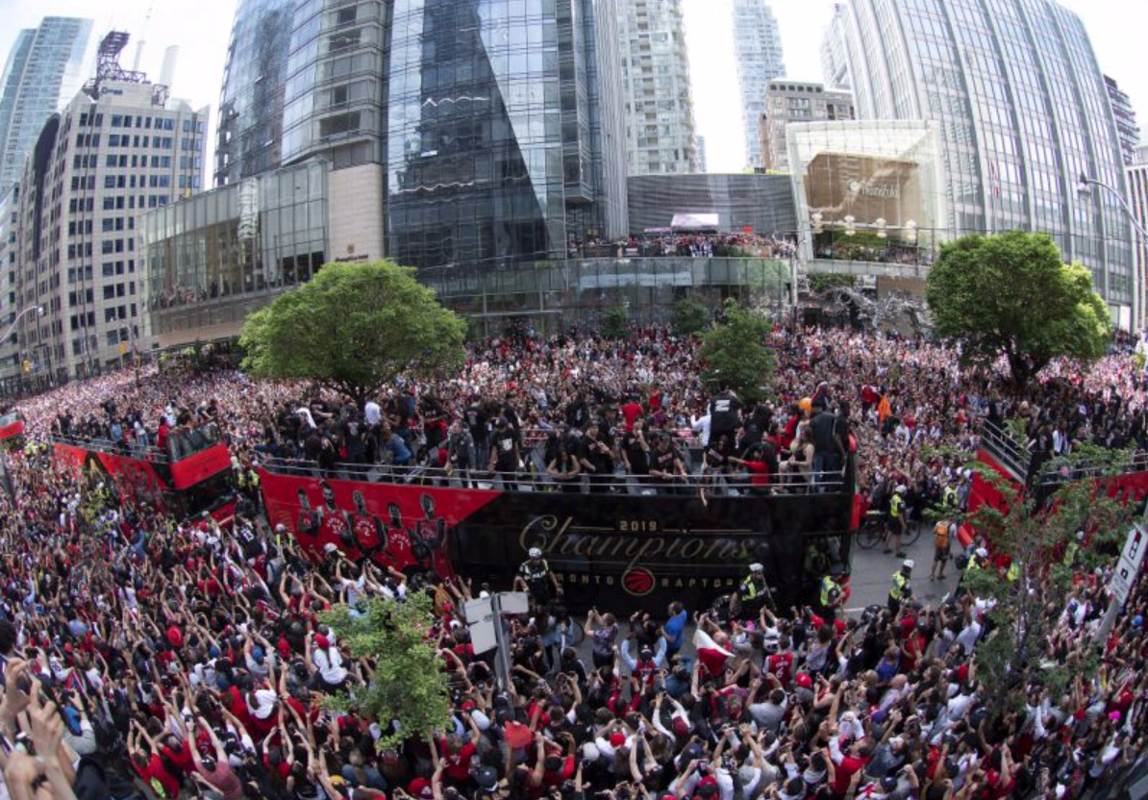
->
<box><xmin>975</xmin><ymin>548</ymin><xmax>988</xmax><ymax>558</ymax></box>
<box><xmin>902</xmin><ymin>559</ymin><xmax>914</xmax><ymax>570</ymax></box>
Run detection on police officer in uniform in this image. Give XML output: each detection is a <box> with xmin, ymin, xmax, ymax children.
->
<box><xmin>888</xmin><ymin>559</ymin><xmax>913</xmax><ymax>614</ymax></box>
<box><xmin>732</xmin><ymin>563</ymin><xmax>773</xmax><ymax>620</ymax></box>
<box><xmin>886</xmin><ymin>485</ymin><xmax>908</xmax><ymax>558</ymax></box>
<box><xmin>515</xmin><ymin>547</ymin><xmax>561</xmax><ymax>606</ymax></box>
<box><xmin>818</xmin><ymin>570</ymin><xmax>844</xmax><ymax>622</ymax></box>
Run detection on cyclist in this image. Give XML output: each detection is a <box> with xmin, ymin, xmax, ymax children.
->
<box><xmin>515</xmin><ymin>547</ymin><xmax>561</xmax><ymax>606</ymax></box>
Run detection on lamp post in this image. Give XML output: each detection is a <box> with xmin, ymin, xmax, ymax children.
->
<box><xmin>1</xmin><ymin>305</ymin><xmax>44</xmax><ymax>345</ymax></box>
<box><xmin>1077</xmin><ymin>173</ymin><xmax>1148</xmax><ymax>331</ymax></box>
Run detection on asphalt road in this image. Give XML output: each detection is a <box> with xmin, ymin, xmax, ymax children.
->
<box><xmin>845</xmin><ymin>520</ymin><xmax>961</xmax><ymax>611</ymax></box>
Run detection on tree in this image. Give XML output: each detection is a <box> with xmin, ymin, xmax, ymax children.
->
<box><xmin>954</xmin><ymin>450</ymin><xmax>1131</xmax><ymax>715</ymax></box>
<box><xmin>698</xmin><ymin>300</ymin><xmax>774</xmax><ymax>403</ymax></box>
<box><xmin>926</xmin><ymin>231</ymin><xmax>1110</xmax><ymax>390</ymax></box>
<box><xmin>671</xmin><ymin>296</ymin><xmax>710</xmax><ymax>336</ymax></box>
<box><xmin>240</xmin><ymin>260</ymin><xmax>466</xmax><ymax>406</ymax></box>
<box><xmin>600</xmin><ymin>305</ymin><xmax>629</xmax><ymax>340</ymax></box>
<box><xmin>807</xmin><ymin>273</ymin><xmax>857</xmax><ymax>293</ymax></box>
<box><xmin>320</xmin><ymin>592</ymin><xmax>452</xmax><ymax>748</ymax></box>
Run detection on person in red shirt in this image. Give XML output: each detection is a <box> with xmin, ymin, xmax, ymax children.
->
<box><xmin>437</xmin><ymin>719</ymin><xmax>482</xmax><ymax>787</ymax></box>
<box><xmin>622</xmin><ymin>397</ymin><xmax>644</xmax><ymax>431</ymax></box>
<box><xmin>766</xmin><ymin>636</ymin><xmax>795</xmax><ymax>687</ymax></box>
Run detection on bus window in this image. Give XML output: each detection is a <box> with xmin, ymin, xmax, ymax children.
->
<box><xmin>178</xmin><ymin>470</ymin><xmax>234</xmax><ymax>518</ymax></box>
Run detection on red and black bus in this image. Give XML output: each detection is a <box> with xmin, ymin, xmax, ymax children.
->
<box><xmin>51</xmin><ymin>423</ymin><xmax>237</xmax><ymax>524</ymax></box>
<box><xmin>0</xmin><ymin>412</ymin><xmax>25</xmax><ymax>450</ymax></box>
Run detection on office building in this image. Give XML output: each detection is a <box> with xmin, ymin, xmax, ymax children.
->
<box><xmin>626</xmin><ymin>173</ymin><xmax>795</xmax><ymax>237</ymax></box>
<box><xmin>215</xmin><ymin>0</ymin><xmax>294</xmax><ymax>186</ymax></box>
<box><xmin>731</xmin><ymin>0</ymin><xmax>785</xmax><ymax>170</ymax></box>
<box><xmin>820</xmin><ymin>3</ymin><xmax>850</xmax><ymax>90</ymax></box>
<box><xmin>617</xmin><ymin>0</ymin><xmax>697</xmax><ymax>175</ymax></box>
<box><xmin>386</xmin><ymin>0</ymin><xmax>628</xmax><ymax>270</ymax></box>
<box><xmin>0</xmin><ymin>187</ymin><xmax>18</xmax><ymax>381</ymax></box>
<box><xmin>9</xmin><ymin>32</ymin><xmax>207</xmax><ymax>382</ymax></box>
<box><xmin>1126</xmin><ymin>146</ymin><xmax>1148</xmax><ymax>331</ymax></box>
<box><xmin>695</xmin><ymin>135</ymin><xmax>707</xmax><ymax>173</ymax></box>
<box><xmin>760</xmin><ymin>81</ymin><xmax>853</xmax><ymax>172</ymax></box>
<box><xmin>824</xmin><ymin>0</ymin><xmax>1135</xmax><ymax>325</ymax></box>
<box><xmin>0</xmin><ymin>18</ymin><xmax>93</xmax><ymax>191</ymax></box>
<box><xmin>1105</xmin><ymin>76</ymin><xmax>1140</xmax><ymax>167</ymax></box>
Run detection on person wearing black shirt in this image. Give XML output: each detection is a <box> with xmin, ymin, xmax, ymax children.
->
<box><xmin>620</xmin><ymin>419</ymin><xmax>651</xmax><ymax>483</ymax></box>
<box><xmin>488</xmin><ymin>418</ymin><xmax>521</xmax><ymax>491</ymax></box>
<box><xmin>578</xmin><ymin>422</ymin><xmax>616</xmax><ymax>492</ymax></box>
<box><xmin>565</xmin><ymin>391</ymin><xmax>590</xmax><ymax>430</ymax></box>
<box><xmin>465</xmin><ymin>399</ymin><xmax>490</xmax><ymax>468</ymax></box>
<box><xmin>547</xmin><ymin>442</ymin><xmax>582</xmax><ymax>492</ymax></box>
<box><xmin>649</xmin><ymin>434</ymin><xmax>687</xmax><ymax>491</ymax></box>
<box><xmin>809</xmin><ymin>398</ymin><xmax>844</xmax><ymax>488</ymax></box>
<box><xmin>708</xmin><ymin>385</ymin><xmax>743</xmax><ymax>445</ymax></box>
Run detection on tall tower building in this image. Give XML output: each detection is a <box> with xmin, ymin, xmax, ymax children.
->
<box><xmin>731</xmin><ymin>0</ymin><xmax>785</xmax><ymax>170</ymax></box>
<box><xmin>215</xmin><ymin>0</ymin><xmax>294</xmax><ymax>186</ymax></box>
<box><xmin>824</xmin><ymin>0</ymin><xmax>1134</xmax><ymax>324</ymax></box>
<box><xmin>1105</xmin><ymin>76</ymin><xmax>1140</xmax><ymax>167</ymax></box>
<box><xmin>9</xmin><ymin>32</ymin><xmax>206</xmax><ymax>382</ymax></box>
<box><xmin>820</xmin><ymin>3</ymin><xmax>850</xmax><ymax>90</ymax></box>
<box><xmin>695</xmin><ymin>135</ymin><xmax>707</xmax><ymax>173</ymax></box>
<box><xmin>617</xmin><ymin>0</ymin><xmax>697</xmax><ymax>175</ymax></box>
<box><xmin>0</xmin><ymin>18</ymin><xmax>93</xmax><ymax>192</ymax></box>
<box><xmin>1126</xmin><ymin>145</ymin><xmax>1148</xmax><ymax>331</ymax></box>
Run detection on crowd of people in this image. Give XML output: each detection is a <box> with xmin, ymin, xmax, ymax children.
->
<box><xmin>0</xmin><ymin>324</ymin><xmax>1144</xmax><ymax>800</ymax></box>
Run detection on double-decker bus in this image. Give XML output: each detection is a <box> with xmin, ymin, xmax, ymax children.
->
<box><xmin>0</xmin><ymin>411</ymin><xmax>25</xmax><ymax>450</ymax></box>
<box><xmin>50</xmin><ymin>422</ymin><xmax>237</xmax><ymax>523</ymax></box>
<box><xmin>258</xmin><ymin>455</ymin><xmax>859</xmax><ymax>613</ymax></box>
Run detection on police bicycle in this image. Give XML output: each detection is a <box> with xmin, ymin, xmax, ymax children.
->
<box><xmin>855</xmin><ymin>507</ymin><xmax>921</xmax><ymax>550</ymax></box>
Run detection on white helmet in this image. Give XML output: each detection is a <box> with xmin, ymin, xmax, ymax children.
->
<box><xmin>528</xmin><ymin>547</ymin><xmax>542</xmax><ymax>559</ymax></box>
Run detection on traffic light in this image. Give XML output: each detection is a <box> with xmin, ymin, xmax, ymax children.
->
<box><xmin>21</xmin><ymin>360</ymin><xmax>29</xmax><ymax>374</ymax></box>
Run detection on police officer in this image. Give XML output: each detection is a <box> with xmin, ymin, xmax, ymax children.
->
<box><xmin>818</xmin><ymin>570</ymin><xmax>844</xmax><ymax>622</ymax></box>
<box><xmin>886</xmin><ymin>485</ymin><xmax>908</xmax><ymax>559</ymax></box>
<box><xmin>941</xmin><ymin>482</ymin><xmax>959</xmax><ymax>512</ymax></box>
<box><xmin>732</xmin><ymin>562</ymin><xmax>773</xmax><ymax>620</ymax></box>
<box><xmin>888</xmin><ymin>559</ymin><xmax>913</xmax><ymax>614</ymax></box>
<box><xmin>1063</xmin><ymin>530</ymin><xmax>1084</xmax><ymax>568</ymax></box>
<box><xmin>515</xmin><ymin>547</ymin><xmax>561</xmax><ymax>606</ymax></box>
<box><xmin>957</xmin><ymin>547</ymin><xmax>989</xmax><ymax>598</ymax></box>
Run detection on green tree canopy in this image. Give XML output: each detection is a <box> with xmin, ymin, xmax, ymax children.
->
<box><xmin>925</xmin><ymin>231</ymin><xmax>1110</xmax><ymax>390</ymax></box>
<box><xmin>671</xmin><ymin>296</ymin><xmax>710</xmax><ymax>337</ymax></box>
<box><xmin>320</xmin><ymin>592</ymin><xmax>451</xmax><ymax>748</ymax></box>
<box><xmin>698</xmin><ymin>300</ymin><xmax>774</xmax><ymax>403</ymax></box>
<box><xmin>240</xmin><ymin>260</ymin><xmax>466</xmax><ymax>405</ymax></box>
<box><xmin>600</xmin><ymin>305</ymin><xmax>630</xmax><ymax>340</ymax></box>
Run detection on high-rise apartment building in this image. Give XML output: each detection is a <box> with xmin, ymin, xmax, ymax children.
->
<box><xmin>731</xmin><ymin>0</ymin><xmax>785</xmax><ymax>170</ymax></box>
<box><xmin>760</xmin><ymin>81</ymin><xmax>853</xmax><ymax>172</ymax></box>
<box><xmin>1105</xmin><ymin>76</ymin><xmax>1140</xmax><ymax>167</ymax></box>
<box><xmin>9</xmin><ymin>33</ymin><xmax>207</xmax><ymax>382</ymax></box>
<box><xmin>0</xmin><ymin>18</ymin><xmax>93</xmax><ymax>192</ymax></box>
<box><xmin>820</xmin><ymin>3</ymin><xmax>850</xmax><ymax>90</ymax></box>
<box><xmin>823</xmin><ymin>0</ymin><xmax>1134</xmax><ymax>324</ymax></box>
<box><xmin>695</xmin><ymin>135</ymin><xmax>707</xmax><ymax>173</ymax></box>
<box><xmin>0</xmin><ymin>187</ymin><xmax>18</xmax><ymax>380</ymax></box>
<box><xmin>617</xmin><ymin>0</ymin><xmax>696</xmax><ymax>175</ymax></box>
<box><xmin>215</xmin><ymin>0</ymin><xmax>294</xmax><ymax>186</ymax></box>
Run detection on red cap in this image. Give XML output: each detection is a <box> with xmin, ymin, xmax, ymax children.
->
<box><xmin>609</xmin><ymin>733</ymin><xmax>626</xmax><ymax>747</ymax></box>
<box><xmin>795</xmin><ymin>672</ymin><xmax>813</xmax><ymax>689</ymax></box>
<box><xmin>461</xmin><ymin>700</ymin><xmax>477</xmax><ymax>712</ymax></box>
<box><xmin>314</xmin><ymin>634</ymin><xmax>330</xmax><ymax>649</ymax></box>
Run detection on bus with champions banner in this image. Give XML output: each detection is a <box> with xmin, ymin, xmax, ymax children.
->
<box><xmin>50</xmin><ymin>422</ymin><xmax>238</xmax><ymax>524</ymax></box>
<box><xmin>258</xmin><ymin>457</ymin><xmax>859</xmax><ymax>612</ymax></box>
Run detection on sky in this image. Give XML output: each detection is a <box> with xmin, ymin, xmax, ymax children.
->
<box><xmin>0</xmin><ymin>0</ymin><xmax>1146</xmax><ymax>176</ymax></box>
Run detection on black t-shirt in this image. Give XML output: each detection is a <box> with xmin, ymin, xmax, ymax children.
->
<box><xmin>650</xmin><ymin>446</ymin><xmax>680</xmax><ymax>480</ymax></box>
<box><xmin>709</xmin><ymin>392</ymin><xmax>743</xmax><ymax>435</ymax></box>
<box><xmin>621</xmin><ymin>431</ymin><xmax>649</xmax><ymax>475</ymax></box>
<box><xmin>579</xmin><ymin>434</ymin><xmax>613</xmax><ymax>473</ymax></box>
<box><xmin>492</xmin><ymin>428</ymin><xmax>519</xmax><ymax>468</ymax></box>
<box><xmin>465</xmin><ymin>405</ymin><xmax>488</xmax><ymax>442</ymax></box>
<box><xmin>810</xmin><ymin>410</ymin><xmax>838</xmax><ymax>455</ymax></box>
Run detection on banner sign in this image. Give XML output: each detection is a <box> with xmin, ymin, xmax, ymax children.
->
<box><xmin>259</xmin><ymin>468</ymin><xmax>855</xmax><ymax>612</ymax></box>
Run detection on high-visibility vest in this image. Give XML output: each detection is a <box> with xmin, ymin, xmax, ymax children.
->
<box><xmin>965</xmin><ymin>556</ymin><xmax>981</xmax><ymax>577</ymax></box>
<box><xmin>1006</xmin><ymin>561</ymin><xmax>1021</xmax><ymax>582</ymax></box>
<box><xmin>890</xmin><ymin>495</ymin><xmax>904</xmax><ymax>519</ymax></box>
<box><xmin>889</xmin><ymin>571</ymin><xmax>909</xmax><ymax>601</ymax></box>
<box><xmin>520</xmin><ymin>559</ymin><xmax>550</xmax><ymax>583</ymax></box>
<box><xmin>943</xmin><ymin>486</ymin><xmax>958</xmax><ymax>508</ymax></box>
<box><xmin>820</xmin><ymin>576</ymin><xmax>841</xmax><ymax>607</ymax></box>
<box><xmin>741</xmin><ymin>575</ymin><xmax>765</xmax><ymax>600</ymax></box>
<box><xmin>1063</xmin><ymin>542</ymin><xmax>1079</xmax><ymax>566</ymax></box>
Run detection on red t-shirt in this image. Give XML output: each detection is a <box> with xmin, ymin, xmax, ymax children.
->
<box><xmin>135</xmin><ymin>754</ymin><xmax>180</xmax><ymax>799</ymax></box>
<box><xmin>622</xmin><ymin>402</ymin><xmax>644</xmax><ymax>431</ymax></box>
<box><xmin>767</xmin><ymin>651</ymin><xmax>794</xmax><ymax>686</ymax></box>
<box><xmin>439</xmin><ymin>739</ymin><xmax>477</xmax><ymax>780</ymax></box>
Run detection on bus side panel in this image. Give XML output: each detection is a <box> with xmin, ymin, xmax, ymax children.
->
<box><xmin>169</xmin><ymin>445</ymin><xmax>232</xmax><ymax>490</ymax></box>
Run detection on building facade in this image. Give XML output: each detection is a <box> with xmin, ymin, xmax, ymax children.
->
<box><xmin>215</xmin><ymin>0</ymin><xmax>295</xmax><ymax>186</ymax></box>
<box><xmin>1126</xmin><ymin>146</ymin><xmax>1148</xmax><ymax>332</ymax></box>
<box><xmin>760</xmin><ymin>81</ymin><xmax>853</xmax><ymax>172</ymax></box>
<box><xmin>626</xmin><ymin>173</ymin><xmax>795</xmax><ymax>237</ymax></box>
<box><xmin>0</xmin><ymin>187</ymin><xmax>18</xmax><ymax>380</ymax></box>
<box><xmin>385</xmin><ymin>0</ymin><xmax>628</xmax><ymax>272</ymax></box>
<box><xmin>0</xmin><ymin>18</ymin><xmax>93</xmax><ymax>192</ymax></box>
<box><xmin>731</xmin><ymin>0</ymin><xmax>785</xmax><ymax>171</ymax></box>
<box><xmin>695</xmin><ymin>135</ymin><xmax>707</xmax><ymax>173</ymax></box>
<box><xmin>824</xmin><ymin>0</ymin><xmax>1135</xmax><ymax>324</ymax></box>
<box><xmin>1105</xmin><ymin>75</ymin><xmax>1140</xmax><ymax>167</ymax></box>
<box><xmin>617</xmin><ymin>0</ymin><xmax>696</xmax><ymax>175</ymax></box>
<box><xmin>820</xmin><ymin>3</ymin><xmax>850</xmax><ymax>90</ymax></box>
<box><xmin>9</xmin><ymin>78</ymin><xmax>207</xmax><ymax>382</ymax></box>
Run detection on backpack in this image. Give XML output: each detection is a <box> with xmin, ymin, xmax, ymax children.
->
<box><xmin>934</xmin><ymin>523</ymin><xmax>950</xmax><ymax>550</ymax></box>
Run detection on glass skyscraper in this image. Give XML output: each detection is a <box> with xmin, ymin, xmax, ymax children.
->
<box><xmin>215</xmin><ymin>0</ymin><xmax>295</xmax><ymax>186</ymax></box>
<box><xmin>824</xmin><ymin>0</ymin><xmax>1134</xmax><ymax>321</ymax></box>
<box><xmin>0</xmin><ymin>17</ymin><xmax>93</xmax><ymax>192</ymax></box>
<box><xmin>731</xmin><ymin>0</ymin><xmax>785</xmax><ymax>171</ymax></box>
<box><xmin>385</xmin><ymin>0</ymin><xmax>628</xmax><ymax>270</ymax></box>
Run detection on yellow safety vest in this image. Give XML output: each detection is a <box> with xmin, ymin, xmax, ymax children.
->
<box><xmin>890</xmin><ymin>495</ymin><xmax>904</xmax><ymax>519</ymax></box>
<box><xmin>741</xmin><ymin>575</ymin><xmax>763</xmax><ymax>600</ymax></box>
<box><xmin>889</xmin><ymin>571</ymin><xmax>909</xmax><ymax>601</ymax></box>
<box><xmin>943</xmin><ymin>486</ymin><xmax>958</xmax><ymax>508</ymax></box>
<box><xmin>1006</xmin><ymin>561</ymin><xmax>1021</xmax><ymax>582</ymax></box>
<box><xmin>965</xmin><ymin>556</ymin><xmax>981</xmax><ymax>577</ymax></box>
<box><xmin>820</xmin><ymin>576</ymin><xmax>840</xmax><ymax>607</ymax></box>
<box><xmin>1063</xmin><ymin>542</ymin><xmax>1079</xmax><ymax>566</ymax></box>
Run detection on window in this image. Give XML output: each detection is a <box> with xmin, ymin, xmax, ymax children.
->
<box><xmin>337</xmin><ymin>5</ymin><xmax>357</xmax><ymax>24</ymax></box>
<box><xmin>106</xmin><ymin>331</ymin><xmax>119</xmax><ymax>346</ymax></box>
<box><xmin>102</xmin><ymin>263</ymin><xmax>114</xmax><ymax>277</ymax></box>
<box><xmin>103</xmin><ymin>286</ymin><xmax>115</xmax><ymax>300</ymax></box>
<box><xmin>104</xmin><ymin>308</ymin><xmax>116</xmax><ymax>323</ymax></box>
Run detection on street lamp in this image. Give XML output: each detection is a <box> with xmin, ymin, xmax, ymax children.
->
<box><xmin>1</xmin><ymin>305</ymin><xmax>44</xmax><ymax>345</ymax></box>
<box><xmin>1077</xmin><ymin>173</ymin><xmax>1148</xmax><ymax>330</ymax></box>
